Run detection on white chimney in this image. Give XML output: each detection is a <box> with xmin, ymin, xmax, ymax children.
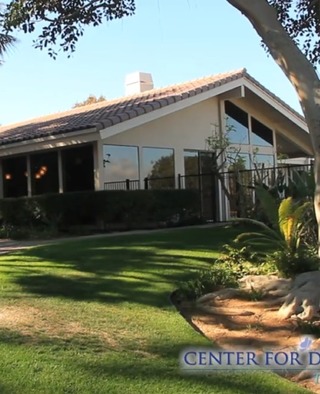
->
<box><xmin>125</xmin><ymin>72</ymin><xmax>154</xmax><ymax>95</ymax></box>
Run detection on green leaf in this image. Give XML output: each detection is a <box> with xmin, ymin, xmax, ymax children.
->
<box><xmin>255</xmin><ymin>185</ymin><xmax>279</xmax><ymax>229</ymax></box>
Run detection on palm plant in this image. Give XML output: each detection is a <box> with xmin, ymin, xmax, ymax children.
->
<box><xmin>234</xmin><ymin>187</ymin><xmax>318</xmax><ymax>276</ymax></box>
<box><xmin>0</xmin><ymin>3</ymin><xmax>16</xmax><ymax>64</ymax></box>
<box><xmin>0</xmin><ymin>31</ymin><xmax>15</xmax><ymax>64</ymax></box>
<box><xmin>235</xmin><ymin>187</ymin><xmax>312</xmax><ymax>253</ymax></box>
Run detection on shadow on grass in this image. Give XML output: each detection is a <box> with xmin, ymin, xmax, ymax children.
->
<box><xmin>5</xmin><ymin>225</ymin><xmax>249</xmax><ymax>307</ymax></box>
<box><xmin>0</xmin><ymin>327</ymin><xmax>306</xmax><ymax>394</ymax></box>
<box><xmin>76</xmin><ymin>358</ymin><xmax>303</xmax><ymax>394</ymax></box>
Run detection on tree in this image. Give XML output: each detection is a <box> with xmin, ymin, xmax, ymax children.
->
<box><xmin>73</xmin><ymin>94</ymin><xmax>106</xmax><ymax>108</ymax></box>
<box><xmin>0</xmin><ymin>2</ymin><xmax>16</xmax><ymax>65</ymax></box>
<box><xmin>1</xmin><ymin>0</ymin><xmax>135</xmax><ymax>58</ymax></box>
<box><xmin>0</xmin><ymin>32</ymin><xmax>15</xmax><ymax>63</ymax></box>
<box><xmin>224</xmin><ymin>0</ymin><xmax>320</xmax><ymax>254</ymax></box>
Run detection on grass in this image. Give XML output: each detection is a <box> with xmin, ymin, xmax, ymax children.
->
<box><xmin>0</xmin><ymin>224</ymin><xmax>310</xmax><ymax>393</ymax></box>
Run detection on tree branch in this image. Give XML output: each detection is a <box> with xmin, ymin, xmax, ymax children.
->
<box><xmin>226</xmin><ymin>0</ymin><xmax>320</xmax><ymax>152</ymax></box>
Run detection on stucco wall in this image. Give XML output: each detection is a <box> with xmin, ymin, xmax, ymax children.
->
<box><xmin>102</xmin><ymin>97</ymin><xmax>220</xmax><ymax>183</ymax></box>
<box><xmin>104</xmin><ymin>97</ymin><xmax>220</xmax><ymax>150</ymax></box>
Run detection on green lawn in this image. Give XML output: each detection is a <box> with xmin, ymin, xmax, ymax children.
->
<box><xmin>0</xmin><ymin>225</ymin><xmax>310</xmax><ymax>393</ymax></box>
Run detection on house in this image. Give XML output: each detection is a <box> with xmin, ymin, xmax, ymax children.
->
<box><xmin>0</xmin><ymin>68</ymin><xmax>313</xmax><ymax>221</ymax></box>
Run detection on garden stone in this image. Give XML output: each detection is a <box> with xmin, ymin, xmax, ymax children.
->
<box><xmin>239</xmin><ymin>275</ymin><xmax>292</xmax><ymax>297</ymax></box>
<box><xmin>197</xmin><ymin>288</ymin><xmax>244</xmax><ymax>303</ymax></box>
<box><xmin>278</xmin><ymin>271</ymin><xmax>320</xmax><ymax>320</ymax></box>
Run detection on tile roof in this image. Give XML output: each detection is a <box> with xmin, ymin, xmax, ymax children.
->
<box><xmin>0</xmin><ymin>68</ymin><xmax>305</xmax><ymax>146</ymax></box>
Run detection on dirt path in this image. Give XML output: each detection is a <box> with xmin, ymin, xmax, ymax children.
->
<box><xmin>177</xmin><ymin>296</ymin><xmax>320</xmax><ymax>394</ymax></box>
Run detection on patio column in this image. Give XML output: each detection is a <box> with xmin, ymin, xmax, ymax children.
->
<box><xmin>93</xmin><ymin>140</ymin><xmax>104</xmax><ymax>191</ymax></box>
<box><xmin>138</xmin><ymin>146</ymin><xmax>144</xmax><ymax>189</ymax></box>
<box><xmin>58</xmin><ymin>150</ymin><xmax>63</xmax><ymax>193</ymax></box>
<box><xmin>174</xmin><ymin>148</ymin><xmax>185</xmax><ymax>189</ymax></box>
<box><xmin>0</xmin><ymin>161</ymin><xmax>3</xmax><ymax>199</ymax></box>
<box><xmin>27</xmin><ymin>155</ymin><xmax>32</xmax><ymax>197</ymax></box>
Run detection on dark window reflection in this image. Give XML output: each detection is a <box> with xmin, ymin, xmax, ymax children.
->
<box><xmin>3</xmin><ymin>156</ymin><xmax>28</xmax><ymax>197</ymax></box>
<box><xmin>225</xmin><ymin>101</ymin><xmax>249</xmax><ymax>144</ymax></box>
<box><xmin>251</xmin><ymin>117</ymin><xmax>273</xmax><ymax>146</ymax></box>
<box><xmin>30</xmin><ymin>152</ymin><xmax>59</xmax><ymax>195</ymax></box>
<box><xmin>62</xmin><ymin>145</ymin><xmax>94</xmax><ymax>192</ymax></box>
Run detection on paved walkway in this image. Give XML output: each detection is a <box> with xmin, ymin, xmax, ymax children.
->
<box><xmin>0</xmin><ymin>222</ymin><xmax>228</xmax><ymax>255</ymax></box>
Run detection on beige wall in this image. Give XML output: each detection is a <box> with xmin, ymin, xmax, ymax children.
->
<box><xmin>102</xmin><ymin>97</ymin><xmax>220</xmax><ymax>186</ymax></box>
<box><xmin>104</xmin><ymin>98</ymin><xmax>219</xmax><ymax>149</ymax></box>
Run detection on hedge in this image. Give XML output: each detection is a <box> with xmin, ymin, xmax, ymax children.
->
<box><xmin>0</xmin><ymin>189</ymin><xmax>201</xmax><ymax>233</ymax></box>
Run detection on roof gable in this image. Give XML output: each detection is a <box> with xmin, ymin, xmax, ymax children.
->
<box><xmin>0</xmin><ymin>68</ymin><xmax>306</xmax><ymax>146</ymax></box>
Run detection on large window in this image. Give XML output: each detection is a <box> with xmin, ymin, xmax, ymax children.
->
<box><xmin>62</xmin><ymin>145</ymin><xmax>94</xmax><ymax>192</ymax></box>
<box><xmin>2</xmin><ymin>156</ymin><xmax>27</xmax><ymax>197</ymax></box>
<box><xmin>103</xmin><ymin>145</ymin><xmax>139</xmax><ymax>182</ymax></box>
<box><xmin>30</xmin><ymin>152</ymin><xmax>59</xmax><ymax>195</ymax></box>
<box><xmin>251</xmin><ymin>117</ymin><xmax>273</xmax><ymax>147</ymax></box>
<box><xmin>142</xmin><ymin>147</ymin><xmax>174</xmax><ymax>189</ymax></box>
<box><xmin>224</xmin><ymin>101</ymin><xmax>275</xmax><ymax>171</ymax></box>
<box><xmin>225</xmin><ymin>101</ymin><xmax>249</xmax><ymax>144</ymax></box>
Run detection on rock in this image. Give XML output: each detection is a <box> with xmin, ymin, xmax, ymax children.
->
<box><xmin>197</xmin><ymin>303</ymin><xmax>255</xmax><ymax>316</ymax></box>
<box><xmin>292</xmin><ymin>271</ymin><xmax>320</xmax><ymax>288</ymax></box>
<box><xmin>239</xmin><ymin>275</ymin><xmax>292</xmax><ymax>297</ymax></box>
<box><xmin>278</xmin><ymin>271</ymin><xmax>320</xmax><ymax>320</ymax></box>
<box><xmin>197</xmin><ymin>288</ymin><xmax>243</xmax><ymax>303</ymax></box>
<box><xmin>197</xmin><ymin>271</ymin><xmax>320</xmax><ymax>321</ymax></box>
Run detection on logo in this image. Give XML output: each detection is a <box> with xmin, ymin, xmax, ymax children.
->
<box><xmin>180</xmin><ymin>336</ymin><xmax>320</xmax><ymax>373</ymax></box>
<box><xmin>298</xmin><ymin>337</ymin><xmax>313</xmax><ymax>352</ymax></box>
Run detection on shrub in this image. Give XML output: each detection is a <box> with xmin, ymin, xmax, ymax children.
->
<box><xmin>178</xmin><ymin>265</ymin><xmax>239</xmax><ymax>301</ymax></box>
<box><xmin>177</xmin><ymin>245</ymin><xmax>276</xmax><ymax>301</ymax></box>
<box><xmin>0</xmin><ymin>189</ymin><xmax>200</xmax><ymax>236</ymax></box>
<box><xmin>271</xmin><ymin>249</ymin><xmax>319</xmax><ymax>278</ymax></box>
<box><xmin>235</xmin><ymin>193</ymin><xmax>317</xmax><ymax>277</ymax></box>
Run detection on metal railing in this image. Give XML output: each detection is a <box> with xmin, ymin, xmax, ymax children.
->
<box><xmin>104</xmin><ymin>179</ymin><xmax>140</xmax><ymax>191</ymax></box>
<box><xmin>103</xmin><ymin>164</ymin><xmax>314</xmax><ymax>220</ymax></box>
<box><xmin>218</xmin><ymin>163</ymin><xmax>313</xmax><ymax>218</ymax></box>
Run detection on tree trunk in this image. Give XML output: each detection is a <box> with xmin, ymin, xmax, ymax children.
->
<box><xmin>226</xmin><ymin>0</ymin><xmax>320</xmax><ymax>255</ymax></box>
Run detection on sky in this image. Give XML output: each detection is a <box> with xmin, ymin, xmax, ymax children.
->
<box><xmin>0</xmin><ymin>0</ymin><xmax>305</xmax><ymax>126</ymax></box>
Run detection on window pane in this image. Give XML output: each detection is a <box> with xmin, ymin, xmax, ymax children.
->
<box><xmin>184</xmin><ymin>151</ymin><xmax>199</xmax><ymax>176</ymax></box>
<box><xmin>200</xmin><ymin>152</ymin><xmax>215</xmax><ymax>174</ymax></box>
<box><xmin>30</xmin><ymin>152</ymin><xmax>59</xmax><ymax>195</ymax></box>
<box><xmin>184</xmin><ymin>150</ymin><xmax>199</xmax><ymax>189</ymax></box>
<box><xmin>103</xmin><ymin>145</ymin><xmax>139</xmax><ymax>182</ymax></box>
<box><xmin>226</xmin><ymin>152</ymin><xmax>250</xmax><ymax>170</ymax></box>
<box><xmin>143</xmin><ymin>147</ymin><xmax>174</xmax><ymax>189</ymax></box>
<box><xmin>225</xmin><ymin>101</ymin><xmax>249</xmax><ymax>144</ymax></box>
<box><xmin>2</xmin><ymin>156</ymin><xmax>27</xmax><ymax>197</ymax></box>
<box><xmin>254</xmin><ymin>154</ymin><xmax>275</xmax><ymax>169</ymax></box>
<box><xmin>251</xmin><ymin>118</ymin><xmax>273</xmax><ymax>146</ymax></box>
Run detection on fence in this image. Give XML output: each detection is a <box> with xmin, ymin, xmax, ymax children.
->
<box><xmin>104</xmin><ymin>164</ymin><xmax>314</xmax><ymax>220</ymax></box>
<box><xmin>104</xmin><ymin>177</ymin><xmax>176</xmax><ymax>191</ymax></box>
<box><xmin>219</xmin><ymin>163</ymin><xmax>313</xmax><ymax>218</ymax></box>
<box><xmin>104</xmin><ymin>179</ymin><xmax>140</xmax><ymax>191</ymax></box>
